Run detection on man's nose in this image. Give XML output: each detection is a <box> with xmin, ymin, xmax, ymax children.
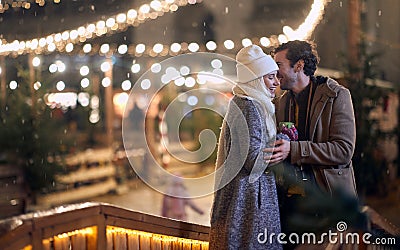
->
<box><xmin>274</xmin><ymin>77</ymin><xmax>280</xmax><ymax>85</ymax></box>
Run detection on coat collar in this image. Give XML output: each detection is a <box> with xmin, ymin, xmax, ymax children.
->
<box><xmin>315</xmin><ymin>78</ymin><xmax>339</xmax><ymax>98</ymax></box>
<box><xmin>309</xmin><ymin>78</ymin><xmax>341</xmax><ymax>140</ymax></box>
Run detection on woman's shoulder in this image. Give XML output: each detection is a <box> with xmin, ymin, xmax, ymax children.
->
<box><xmin>229</xmin><ymin>96</ymin><xmax>263</xmax><ymax>123</ymax></box>
<box><xmin>231</xmin><ymin>95</ymin><xmax>257</xmax><ymax>110</ymax></box>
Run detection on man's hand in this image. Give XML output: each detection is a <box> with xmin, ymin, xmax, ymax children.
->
<box><xmin>263</xmin><ymin>139</ymin><xmax>291</xmax><ymax>164</ymax></box>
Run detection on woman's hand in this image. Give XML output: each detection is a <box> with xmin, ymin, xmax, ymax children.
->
<box><xmin>263</xmin><ymin>139</ymin><xmax>291</xmax><ymax>164</ymax></box>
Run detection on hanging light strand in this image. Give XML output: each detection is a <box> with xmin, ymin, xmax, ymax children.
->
<box><xmin>0</xmin><ymin>0</ymin><xmax>198</xmax><ymax>56</ymax></box>
<box><xmin>0</xmin><ymin>0</ymin><xmax>61</xmax><ymax>14</ymax></box>
<box><xmin>0</xmin><ymin>0</ymin><xmax>331</xmax><ymax>57</ymax></box>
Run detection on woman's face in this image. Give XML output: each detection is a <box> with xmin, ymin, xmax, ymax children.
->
<box><xmin>263</xmin><ymin>71</ymin><xmax>280</xmax><ymax>97</ymax></box>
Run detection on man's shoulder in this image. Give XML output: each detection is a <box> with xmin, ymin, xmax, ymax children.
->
<box><xmin>317</xmin><ymin>77</ymin><xmax>350</xmax><ymax>97</ymax></box>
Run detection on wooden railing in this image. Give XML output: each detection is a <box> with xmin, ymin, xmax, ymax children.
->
<box><xmin>0</xmin><ymin>202</ymin><xmax>210</xmax><ymax>250</ymax></box>
<box><xmin>1</xmin><ymin>202</ymin><xmax>398</xmax><ymax>250</ymax></box>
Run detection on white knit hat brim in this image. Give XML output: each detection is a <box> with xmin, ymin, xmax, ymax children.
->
<box><xmin>236</xmin><ymin>53</ymin><xmax>279</xmax><ymax>83</ymax></box>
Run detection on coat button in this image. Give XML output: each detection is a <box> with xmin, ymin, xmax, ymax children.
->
<box><xmin>338</xmin><ymin>171</ymin><xmax>343</xmax><ymax>175</ymax></box>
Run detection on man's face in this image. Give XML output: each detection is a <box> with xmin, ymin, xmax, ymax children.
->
<box><xmin>274</xmin><ymin>49</ymin><xmax>297</xmax><ymax>91</ymax></box>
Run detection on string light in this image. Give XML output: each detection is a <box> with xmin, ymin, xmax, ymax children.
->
<box><xmin>241</xmin><ymin>38</ymin><xmax>252</xmax><ymax>47</ymax></box>
<box><xmin>283</xmin><ymin>0</ymin><xmax>330</xmax><ymax>40</ymax></box>
<box><xmin>1</xmin><ymin>1</ymin><xmax>29</xmax><ymax>12</ymax></box>
<box><xmin>223</xmin><ymin>39</ymin><xmax>234</xmax><ymax>50</ymax></box>
<box><xmin>40</xmin><ymin>226</ymin><xmax>181</xmax><ymax>248</ymax></box>
<box><xmin>106</xmin><ymin>226</ymin><xmax>209</xmax><ymax>247</ymax></box>
<box><xmin>0</xmin><ymin>0</ymin><xmax>331</xmax><ymax>57</ymax></box>
<box><xmin>0</xmin><ymin>0</ymin><xmax>197</xmax><ymax>56</ymax></box>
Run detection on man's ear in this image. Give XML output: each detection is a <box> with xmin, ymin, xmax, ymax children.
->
<box><xmin>295</xmin><ymin>60</ymin><xmax>304</xmax><ymax>73</ymax></box>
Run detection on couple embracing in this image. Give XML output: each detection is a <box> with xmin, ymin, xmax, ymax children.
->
<box><xmin>209</xmin><ymin>41</ymin><xmax>357</xmax><ymax>250</ymax></box>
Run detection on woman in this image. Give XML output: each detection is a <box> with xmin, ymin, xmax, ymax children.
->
<box><xmin>209</xmin><ymin>45</ymin><xmax>282</xmax><ymax>249</ymax></box>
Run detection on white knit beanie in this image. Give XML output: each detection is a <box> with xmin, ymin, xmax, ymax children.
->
<box><xmin>236</xmin><ymin>45</ymin><xmax>279</xmax><ymax>83</ymax></box>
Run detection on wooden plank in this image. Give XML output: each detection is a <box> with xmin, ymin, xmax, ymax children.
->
<box><xmin>139</xmin><ymin>235</ymin><xmax>151</xmax><ymax>250</ymax></box>
<box><xmin>1</xmin><ymin>203</ymin><xmax>212</xmax><ymax>250</ymax></box>
<box><xmin>106</xmin><ymin>230</ymin><xmax>113</xmax><ymax>250</ymax></box>
<box><xmin>105</xmin><ymin>216</ymin><xmax>209</xmax><ymax>242</ymax></box>
<box><xmin>36</xmin><ymin>179</ymin><xmax>117</xmax><ymax>205</ymax></box>
<box><xmin>101</xmin><ymin>205</ymin><xmax>209</xmax><ymax>235</ymax></box>
<box><xmin>86</xmin><ymin>226</ymin><xmax>98</xmax><ymax>250</ymax></box>
<box><xmin>57</xmin><ymin>165</ymin><xmax>116</xmax><ymax>184</ymax></box>
<box><xmin>41</xmin><ymin>216</ymin><xmax>98</xmax><ymax>239</ymax></box>
<box><xmin>54</xmin><ymin>236</ymin><xmax>70</xmax><ymax>250</ymax></box>
<box><xmin>97</xmin><ymin>214</ymin><xmax>107</xmax><ymax>250</ymax></box>
<box><xmin>114</xmin><ymin>232</ymin><xmax>127</xmax><ymax>250</ymax></box>
<box><xmin>71</xmin><ymin>233</ymin><xmax>87</xmax><ymax>250</ymax></box>
<box><xmin>101</xmin><ymin>204</ymin><xmax>147</xmax><ymax>221</ymax></box>
<box><xmin>0</xmin><ymin>220</ymin><xmax>32</xmax><ymax>249</ymax></box>
<box><xmin>65</xmin><ymin>148</ymin><xmax>114</xmax><ymax>166</ymax></box>
<box><xmin>127</xmin><ymin>233</ymin><xmax>140</xmax><ymax>250</ymax></box>
<box><xmin>0</xmin><ymin>201</ymin><xmax>26</xmax><ymax>218</ymax></box>
<box><xmin>2</xmin><ymin>235</ymin><xmax>31</xmax><ymax>250</ymax></box>
<box><xmin>34</xmin><ymin>205</ymin><xmax>101</xmax><ymax>229</ymax></box>
<box><xmin>200</xmin><ymin>242</ymin><xmax>209</xmax><ymax>250</ymax></box>
<box><xmin>151</xmin><ymin>237</ymin><xmax>162</xmax><ymax>250</ymax></box>
<box><xmin>31</xmin><ymin>229</ymin><xmax>43</xmax><ymax>250</ymax></box>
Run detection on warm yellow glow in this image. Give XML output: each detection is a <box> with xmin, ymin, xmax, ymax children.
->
<box><xmin>65</xmin><ymin>43</ymin><xmax>74</xmax><ymax>53</ymax></box>
<box><xmin>170</xmin><ymin>42</ymin><xmax>181</xmax><ymax>53</ymax></box>
<box><xmin>127</xmin><ymin>9</ymin><xmax>138</xmax><ymax>19</ymax></box>
<box><xmin>224</xmin><ymin>40</ymin><xmax>234</xmax><ymax>50</ymax></box>
<box><xmin>61</xmin><ymin>31</ymin><xmax>69</xmax><ymax>41</ymax></box>
<box><xmin>118</xmin><ymin>44</ymin><xmax>128</xmax><ymax>54</ymax></box>
<box><xmin>206</xmin><ymin>41</ymin><xmax>217</xmax><ymax>51</ymax></box>
<box><xmin>153</xmin><ymin>43</ymin><xmax>164</xmax><ymax>53</ymax></box>
<box><xmin>150</xmin><ymin>0</ymin><xmax>162</xmax><ymax>11</ymax></box>
<box><xmin>55</xmin><ymin>227</ymin><xmax>94</xmax><ymax>239</ymax></box>
<box><xmin>259</xmin><ymin>36</ymin><xmax>271</xmax><ymax>47</ymax></box>
<box><xmin>241</xmin><ymin>38</ymin><xmax>252</xmax><ymax>47</ymax></box>
<box><xmin>101</xmin><ymin>61</ymin><xmax>111</xmax><ymax>73</ymax></box>
<box><xmin>46</xmin><ymin>35</ymin><xmax>54</xmax><ymax>44</ymax></box>
<box><xmin>106</xmin><ymin>226</ymin><xmax>209</xmax><ymax>246</ymax></box>
<box><xmin>113</xmin><ymin>92</ymin><xmax>129</xmax><ymax>117</ymax></box>
<box><xmin>278</xmin><ymin>34</ymin><xmax>289</xmax><ymax>44</ymax></box>
<box><xmin>39</xmin><ymin>38</ymin><xmax>46</xmax><ymax>47</ymax></box>
<box><xmin>106</xmin><ymin>18</ymin><xmax>116</xmax><ymax>28</ymax></box>
<box><xmin>70</xmin><ymin>30</ymin><xmax>79</xmax><ymax>40</ymax></box>
<box><xmin>188</xmin><ymin>42</ymin><xmax>199</xmax><ymax>52</ymax></box>
<box><xmin>48</xmin><ymin>43</ymin><xmax>56</xmax><ymax>52</ymax></box>
<box><xmin>83</xmin><ymin>44</ymin><xmax>92</xmax><ymax>53</ymax></box>
<box><xmin>135</xmin><ymin>43</ymin><xmax>146</xmax><ymax>54</ymax></box>
<box><xmin>1</xmin><ymin>0</ymin><xmax>193</xmax><ymax>55</ymax></box>
<box><xmin>86</xmin><ymin>24</ymin><xmax>96</xmax><ymax>33</ymax></box>
<box><xmin>32</xmin><ymin>56</ymin><xmax>41</xmax><ymax>67</ymax></box>
<box><xmin>116</xmin><ymin>13</ymin><xmax>127</xmax><ymax>23</ymax></box>
<box><xmin>31</xmin><ymin>39</ymin><xmax>38</xmax><ymax>50</ymax></box>
<box><xmin>100</xmin><ymin>44</ymin><xmax>110</xmax><ymax>54</ymax></box>
<box><xmin>139</xmin><ymin>4</ymin><xmax>151</xmax><ymax>14</ymax></box>
<box><xmin>0</xmin><ymin>0</ymin><xmax>330</xmax><ymax>56</ymax></box>
<box><xmin>54</xmin><ymin>33</ymin><xmax>62</xmax><ymax>42</ymax></box>
<box><xmin>283</xmin><ymin>0</ymin><xmax>329</xmax><ymax>41</ymax></box>
<box><xmin>33</xmin><ymin>81</ymin><xmax>41</xmax><ymax>90</ymax></box>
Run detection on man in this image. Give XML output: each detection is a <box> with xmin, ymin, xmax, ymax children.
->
<box><xmin>264</xmin><ymin>40</ymin><xmax>357</xmax><ymax>242</ymax></box>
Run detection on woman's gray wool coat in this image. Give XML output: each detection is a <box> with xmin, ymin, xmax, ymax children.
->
<box><xmin>209</xmin><ymin>96</ymin><xmax>282</xmax><ymax>250</ymax></box>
